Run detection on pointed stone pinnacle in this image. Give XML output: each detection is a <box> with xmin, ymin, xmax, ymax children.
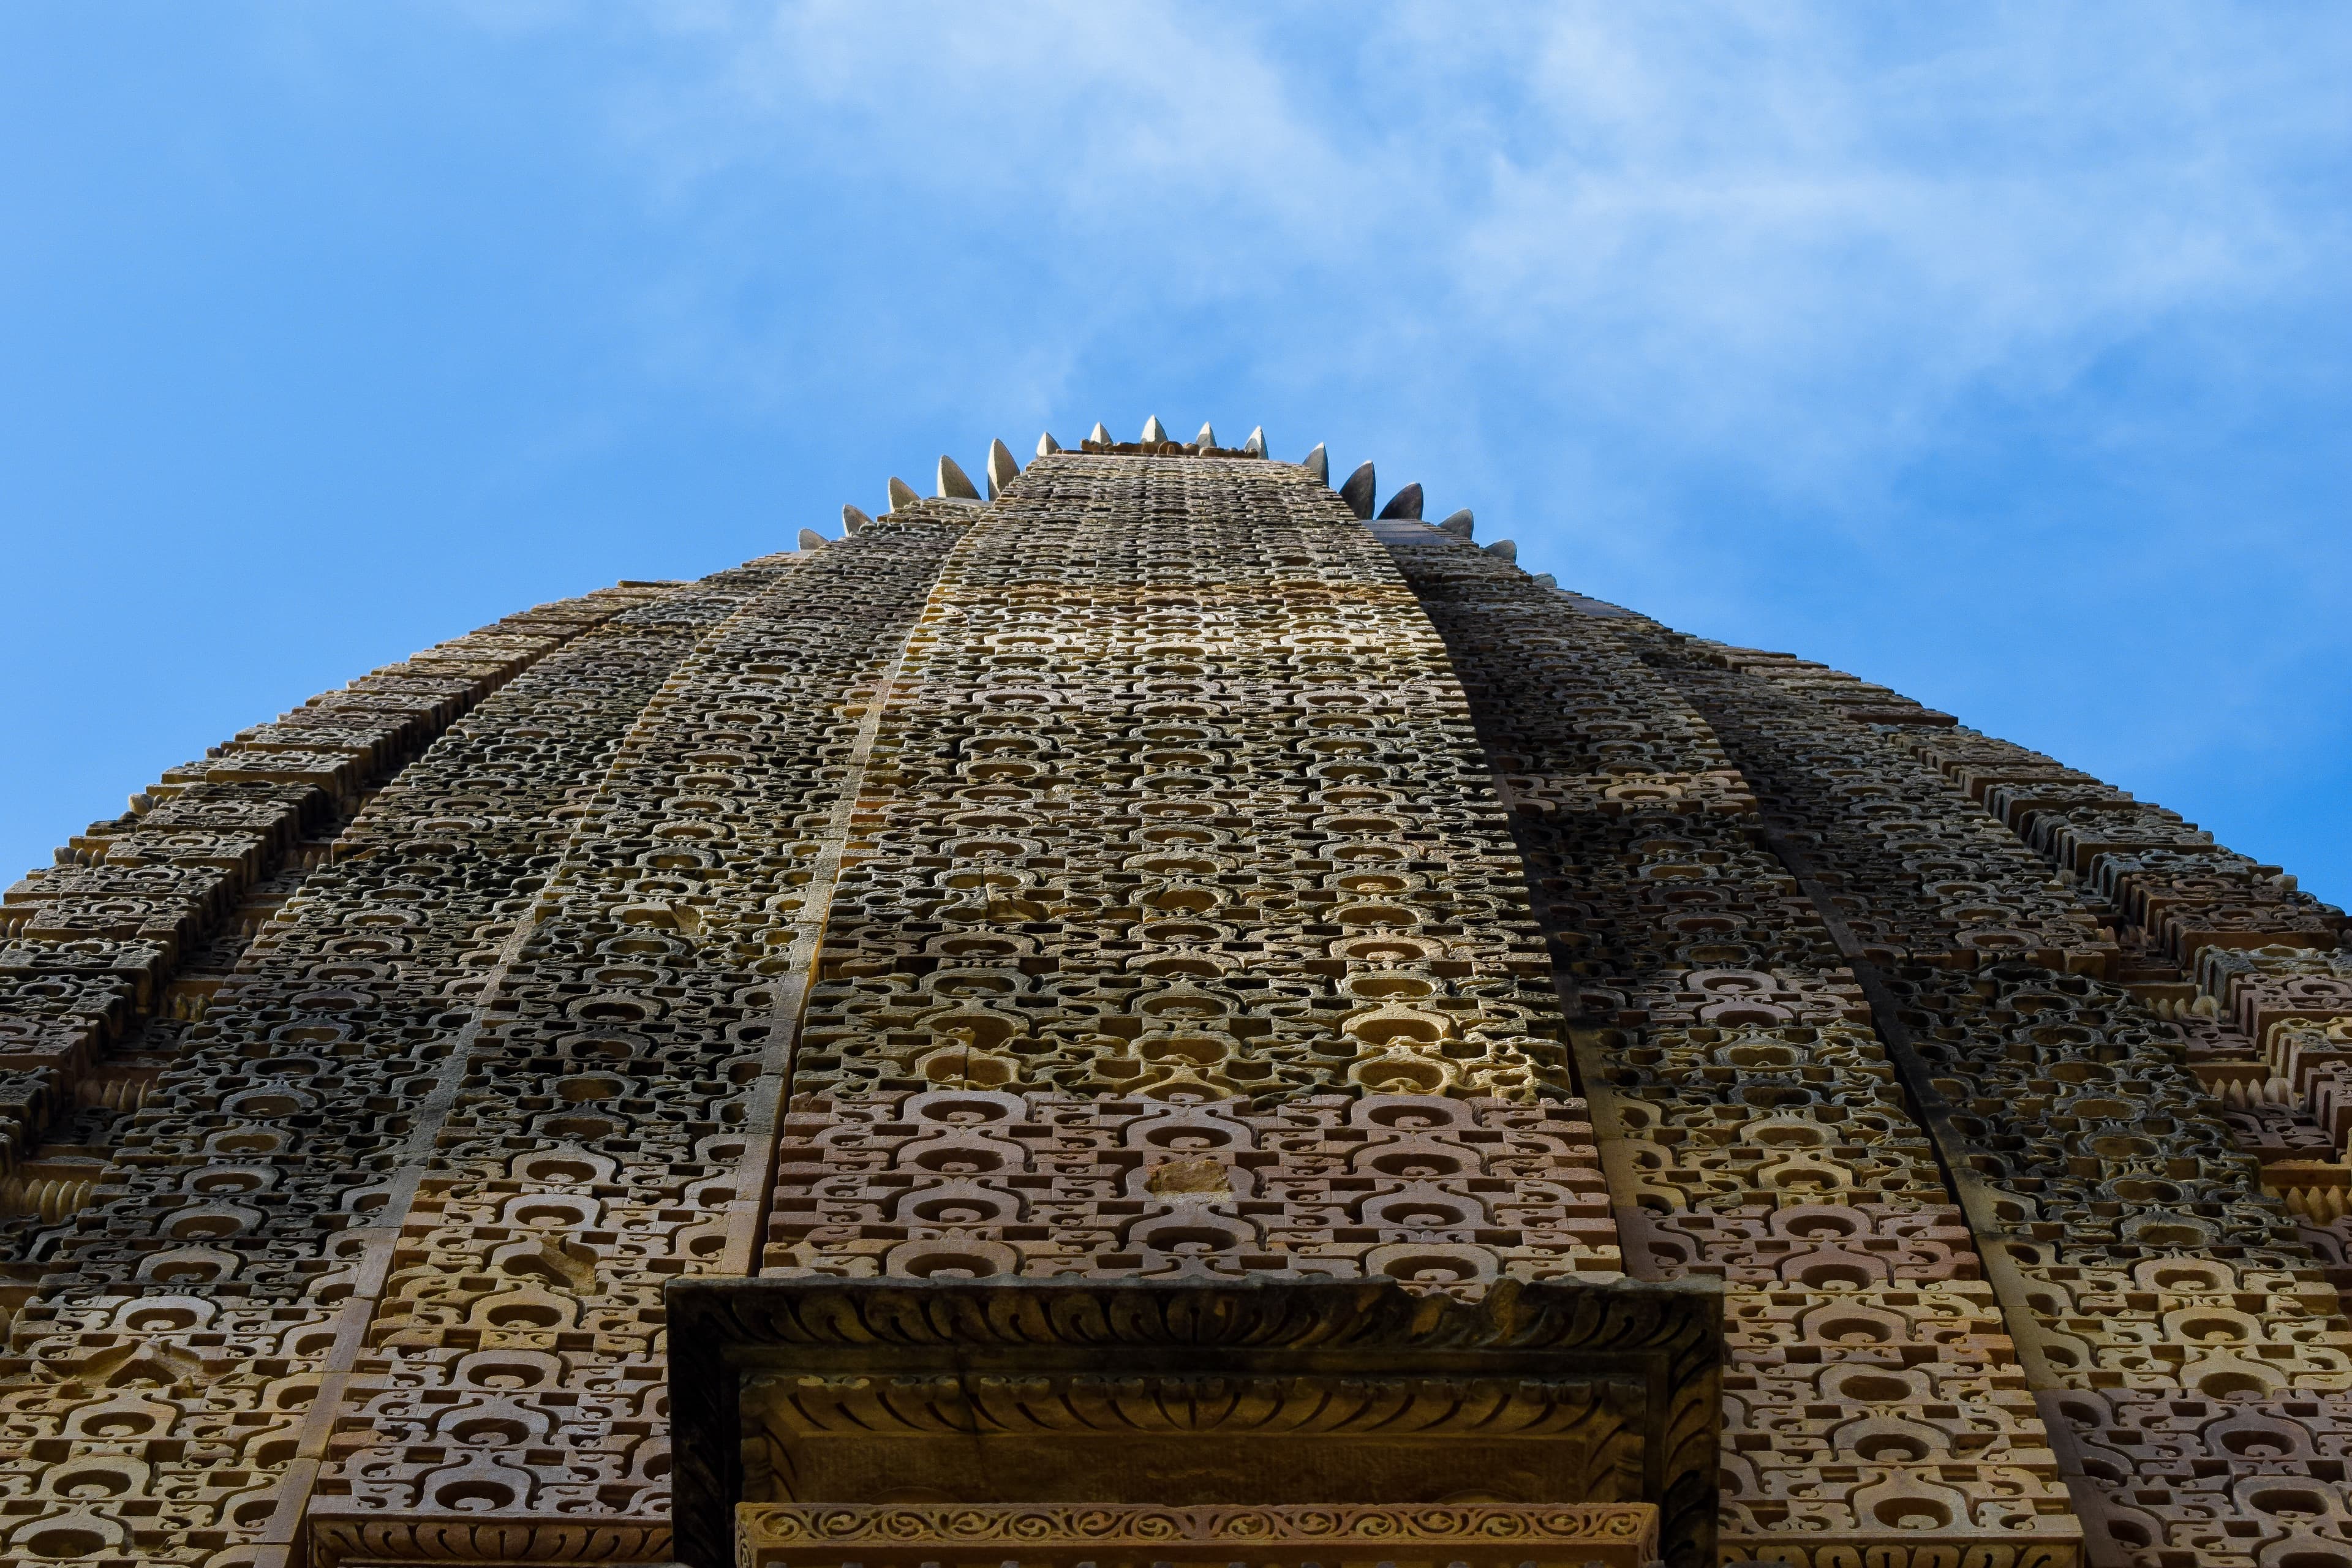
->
<box><xmin>887</xmin><ymin>477</ymin><xmax>921</xmax><ymax>512</ymax></box>
<box><xmin>986</xmin><ymin>439</ymin><xmax>1019</xmax><ymax>501</ymax></box>
<box><xmin>1195</xmin><ymin>421</ymin><xmax>1216</xmax><ymax>448</ymax></box>
<box><xmin>1376</xmin><ymin>483</ymin><xmax>1424</xmax><ymax>521</ymax></box>
<box><xmin>842</xmin><ymin>504</ymin><xmax>872</xmax><ymax>535</ymax></box>
<box><xmin>1438</xmin><ymin>509</ymin><xmax>1474</xmax><ymax>540</ymax></box>
<box><xmin>797</xmin><ymin>527</ymin><xmax>828</xmax><ymax>551</ymax></box>
<box><xmin>1304</xmin><ymin>444</ymin><xmax>1329</xmax><ymax>484</ymax></box>
<box><xmin>1141</xmin><ymin>415</ymin><xmax>1169</xmax><ymax>445</ymax></box>
<box><xmin>937</xmin><ymin>454</ymin><xmax>981</xmax><ymax>502</ymax></box>
<box><xmin>1339</xmin><ymin>462</ymin><xmax>1376</xmax><ymax>519</ymax></box>
<box><xmin>1089</xmin><ymin>421</ymin><xmax>1112</xmax><ymax>445</ymax></box>
<box><xmin>1244</xmin><ymin>427</ymin><xmax>1267</xmax><ymax>458</ymax></box>
<box><xmin>1038</xmin><ymin>431</ymin><xmax>1061</xmax><ymax>457</ymax></box>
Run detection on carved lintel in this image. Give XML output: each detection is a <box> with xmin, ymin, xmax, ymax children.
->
<box><xmin>668</xmin><ymin>1275</ymin><xmax>1721</xmax><ymax>1568</ymax></box>
<box><xmin>738</xmin><ymin>1500</ymin><xmax>1663</xmax><ymax>1568</ymax></box>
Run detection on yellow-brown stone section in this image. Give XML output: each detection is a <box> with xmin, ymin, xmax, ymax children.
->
<box><xmin>734</xmin><ymin>1501</ymin><xmax>1662</xmax><ymax>1568</ymax></box>
<box><xmin>0</xmin><ymin>434</ymin><xmax>2342</xmax><ymax>1567</ymax></box>
<box><xmin>796</xmin><ymin>455</ymin><xmax>1570</xmax><ymax>1106</ymax></box>
<box><xmin>1373</xmin><ymin>521</ymin><xmax>2079</xmax><ymax>1566</ymax></box>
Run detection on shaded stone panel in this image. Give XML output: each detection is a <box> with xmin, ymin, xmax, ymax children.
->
<box><xmin>0</xmin><ymin>563</ymin><xmax>786</xmax><ymax>1565</ymax></box>
<box><xmin>669</xmin><ymin>1275</ymin><xmax>1722</xmax><ymax>1568</ymax></box>
<box><xmin>1631</xmin><ymin>623</ymin><xmax>2352</xmax><ymax>1567</ymax></box>
<box><xmin>0</xmin><ymin>586</ymin><xmax>670</xmax><ymax>1259</ymax></box>
<box><xmin>304</xmin><ymin>515</ymin><xmax>968</xmax><ymax>1563</ymax></box>
<box><xmin>1373</xmin><ymin>519</ymin><xmax>2078</xmax><ymax>1567</ymax></box>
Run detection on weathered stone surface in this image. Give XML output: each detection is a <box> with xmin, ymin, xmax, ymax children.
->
<box><xmin>736</xmin><ymin>1501</ymin><xmax>1663</xmax><ymax>1568</ymax></box>
<box><xmin>1</xmin><ymin>429</ymin><xmax>2333</xmax><ymax>1567</ymax></box>
<box><xmin>759</xmin><ymin>1090</ymin><xmax>1623</xmax><ymax>1289</ymax></box>
<box><xmin>669</xmin><ymin>1273</ymin><xmax>1720</xmax><ymax>1568</ymax></box>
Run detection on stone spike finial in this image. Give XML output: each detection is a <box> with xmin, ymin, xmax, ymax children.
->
<box><xmin>1376</xmin><ymin>483</ymin><xmax>1424</xmax><ymax>521</ymax></box>
<box><xmin>1304</xmin><ymin>444</ymin><xmax>1329</xmax><ymax>484</ymax></box>
<box><xmin>1141</xmin><ymin>415</ymin><xmax>1169</xmax><ymax>445</ymax></box>
<box><xmin>1195</xmin><ymin>421</ymin><xmax>1216</xmax><ymax>448</ymax></box>
<box><xmin>842</xmin><ymin>504</ymin><xmax>873</xmax><ymax>535</ymax></box>
<box><xmin>1438</xmin><ymin>508</ymin><xmax>1474</xmax><ymax>539</ymax></box>
<box><xmin>887</xmin><ymin>477</ymin><xmax>921</xmax><ymax>512</ymax></box>
<box><xmin>1038</xmin><ymin>431</ymin><xmax>1061</xmax><ymax>457</ymax></box>
<box><xmin>797</xmin><ymin>527</ymin><xmax>828</xmax><ymax>551</ymax></box>
<box><xmin>1244</xmin><ymin>427</ymin><xmax>1267</xmax><ymax>458</ymax></box>
<box><xmin>938</xmin><ymin>454</ymin><xmax>982</xmax><ymax>501</ymax></box>
<box><xmin>1339</xmin><ymin>462</ymin><xmax>1377</xmax><ymax>520</ymax></box>
<box><xmin>1089</xmin><ymin>421</ymin><xmax>1112</xmax><ymax>445</ymax></box>
<box><xmin>986</xmin><ymin>439</ymin><xmax>1020</xmax><ymax>501</ymax></box>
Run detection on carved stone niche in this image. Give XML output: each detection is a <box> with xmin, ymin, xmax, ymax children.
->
<box><xmin>666</xmin><ymin>1276</ymin><xmax>1722</xmax><ymax>1568</ymax></box>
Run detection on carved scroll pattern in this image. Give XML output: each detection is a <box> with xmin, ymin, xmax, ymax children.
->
<box><xmin>1374</xmin><ymin>519</ymin><xmax>2081</xmax><ymax>1567</ymax></box>
<box><xmin>1638</xmin><ymin>633</ymin><xmax>2352</xmax><ymax>1567</ymax></box>
<box><xmin>0</xmin><ymin>568</ymin><xmax>766</xmax><ymax>1565</ymax></box>
<box><xmin>737</xmin><ymin>1499</ymin><xmax>1662</xmax><ymax>1568</ymax></box>
<box><xmin>794</xmin><ymin>456</ymin><xmax>1571</xmax><ymax>1107</ymax></box>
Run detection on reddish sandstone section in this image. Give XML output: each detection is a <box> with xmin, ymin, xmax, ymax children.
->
<box><xmin>760</xmin><ymin>1089</ymin><xmax>1622</xmax><ymax>1289</ymax></box>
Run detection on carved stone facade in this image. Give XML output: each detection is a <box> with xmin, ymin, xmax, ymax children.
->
<box><xmin>733</xmin><ymin>1501</ymin><xmax>1663</xmax><ymax>1568</ymax></box>
<box><xmin>670</xmin><ymin>1275</ymin><xmax>1719</xmax><ymax>1567</ymax></box>
<box><xmin>0</xmin><ymin>426</ymin><xmax>2340</xmax><ymax>1567</ymax></box>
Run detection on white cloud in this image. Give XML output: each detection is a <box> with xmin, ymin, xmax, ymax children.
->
<box><xmin>373</xmin><ymin>1</ymin><xmax>2352</xmax><ymax>907</ymax></box>
<box><xmin>568</xmin><ymin>1</ymin><xmax>2346</xmax><ymax>510</ymax></box>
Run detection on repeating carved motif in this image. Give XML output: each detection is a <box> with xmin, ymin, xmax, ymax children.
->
<box><xmin>1371</xmin><ymin>518</ymin><xmax>2081</xmax><ymax>1567</ymax></box>
<box><xmin>0</xmin><ymin>581</ymin><xmax>704</xmax><ymax>1568</ymax></box>
<box><xmin>5</xmin><ymin>424</ymin><xmax>2341</xmax><ymax>1567</ymax></box>
<box><xmin>0</xmin><ymin>586</ymin><xmax>671</xmax><ymax>1243</ymax></box>
<box><xmin>736</xmin><ymin>1500</ymin><xmax>1662</xmax><ymax>1568</ymax></box>
<box><xmin>790</xmin><ymin>458</ymin><xmax>1569</xmax><ymax>1108</ymax></box>
<box><xmin>760</xmin><ymin>1088</ymin><xmax>1621</xmax><ymax>1290</ymax></box>
<box><xmin>1612</xmin><ymin>612</ymin><xmax>2352</xmax><ymax>1567</ymax></box>
<box><xmin>0</xmin><ymin>519</ymin><xmax>954</xmax><ymax>1564</ymax></box>
<box><xmin>668</xmin><ymin>1273</ymin><xmax>1719</xmax><ymax>1568</ymax></box>
<box><xmin>303</xmin><ymin>513</ymin><xmax>968</xmax><ymax>1562</ymax></box>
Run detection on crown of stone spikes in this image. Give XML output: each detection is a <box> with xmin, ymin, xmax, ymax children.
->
<box><xmin>793</xmin><ymin>417</ymin><xmax>1524</xmax><ymax>575</ymax></box>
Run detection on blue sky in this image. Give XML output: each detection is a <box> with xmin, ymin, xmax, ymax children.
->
<box><xmin>2</xmin><ymin>4</ymin><xmax>2346</xmax><ymax>903</ymax></box>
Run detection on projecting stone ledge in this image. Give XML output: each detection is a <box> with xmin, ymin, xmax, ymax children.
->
<box><xmin>737</xmin><ymin>1501</ymin><xmax>1663</xmax><ymax>1568</ymax></box>
<box><xmin>305</xmin><ymin>1517</ymin><xmax>675</xmax><ymax>1568</ymax></box>
<box><xmin>667</xmin><ymin>1274</ymin><xmax>1722</xmax><ymax>1568</ymax></box>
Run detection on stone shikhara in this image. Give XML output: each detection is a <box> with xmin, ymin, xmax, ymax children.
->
<box><xmin>0</xmin><ymin>426</ymin><xmax>2342</xmax><ymax>1568</ymax></box>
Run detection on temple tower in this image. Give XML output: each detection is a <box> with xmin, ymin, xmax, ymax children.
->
<box><xmin>2</xmin><ymin>428</ymin><xmax>2347</xmax><ymax>1568</ymax></box>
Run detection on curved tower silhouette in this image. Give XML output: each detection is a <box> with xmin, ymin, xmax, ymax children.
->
<box><xmin>4</xmin><ymin>424</ymin><xmax>2346</xmax><ymax>1568</ymax></box>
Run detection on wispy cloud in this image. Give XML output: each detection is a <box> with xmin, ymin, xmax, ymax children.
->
<box><xmin>527</xmin><ymin>1</ymin><xmax>2348</xmax><ymax>893</ymax></box>
<box><xmin>573</xmin><ymin>2</ymin><xmax>2345</xmax><ymax>507</ymax></box>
